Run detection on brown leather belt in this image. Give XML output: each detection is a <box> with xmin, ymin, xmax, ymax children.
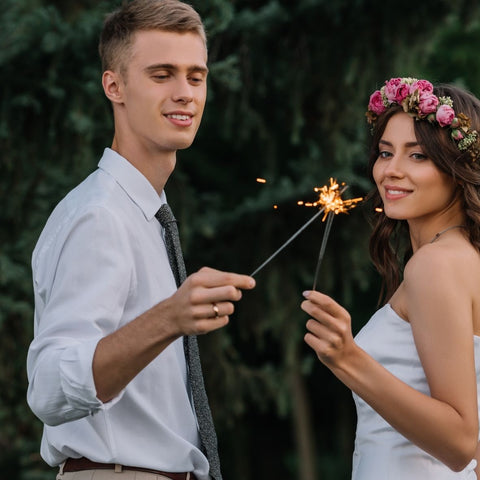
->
<box><xmin>63</xmin><ymin>457</ymin><xmax>197</xmax><ymax>480</ymax></box>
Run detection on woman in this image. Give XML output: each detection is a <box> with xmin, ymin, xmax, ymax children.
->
<box><xmin>302</xmin><ymin>77</ymin><xmax>480</xmax><ymax>479</ymax></box>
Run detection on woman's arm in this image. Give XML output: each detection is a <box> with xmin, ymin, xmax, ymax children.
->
<box><xmin>302</xmin><ymin>246</ymin><xmax>478</xmax><ymax>471</ymax></box>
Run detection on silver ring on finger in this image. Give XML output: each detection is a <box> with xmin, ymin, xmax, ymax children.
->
<box><xmin>212</xmin><ymin>303</ymin><xmax>220</xmax><ymax>318</ymax></box>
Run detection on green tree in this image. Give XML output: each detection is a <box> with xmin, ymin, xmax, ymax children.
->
<box><xmin>1</xmin><ymin>1</ymin><xmax>479</xmax><ymax>479</ymax></box>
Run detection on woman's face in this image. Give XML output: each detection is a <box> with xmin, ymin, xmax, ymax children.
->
<box><xmin>372</xmin><ymin>112</ymin><xmax>458</xmax><ymax>223</ymax></box>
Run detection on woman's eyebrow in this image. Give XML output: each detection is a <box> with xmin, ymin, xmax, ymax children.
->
<box><xmin>379</xmin><ymin>139</ymin><xmax>419</xmax><ymax>148</ymax></box>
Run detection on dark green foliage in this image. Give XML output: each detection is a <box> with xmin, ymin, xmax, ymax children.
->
<box><xmin>2</xmin><ymin>0</ymin><xmax>479</xmax><ymax>478</ymax></box>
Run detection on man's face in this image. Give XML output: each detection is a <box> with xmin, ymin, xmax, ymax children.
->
<box><xmin>114</xmin><ymin>29</ymin><xmax>208</xmax><ymax>154</ymax></box>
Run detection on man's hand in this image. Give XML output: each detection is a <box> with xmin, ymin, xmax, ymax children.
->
<box><xmin>161</xmin><ymin>266</ymin><xmax>256</xmax><ymax>337</ymax></box>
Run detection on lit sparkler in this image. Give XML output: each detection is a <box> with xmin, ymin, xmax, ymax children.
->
<box><xmin>307</xmin><ymin>178</ymin><xmax>363</xmax><ymax>290</ymax></box>
<box><xmin>250</xmin><ymin>178</ymin><xmax>363</xmax><ymax>278</ymax></box>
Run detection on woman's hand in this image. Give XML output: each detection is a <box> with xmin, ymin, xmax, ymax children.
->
<box><xmin>302</xmin><ymin>290</ymin><xmax>356</xmax><ymax>369</ymax></box>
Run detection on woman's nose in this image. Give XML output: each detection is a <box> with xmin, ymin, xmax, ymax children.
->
<box><xmin>383</xmin><ymin>154</ymin><xmax>405</xmax><ymax>178</ymax></box>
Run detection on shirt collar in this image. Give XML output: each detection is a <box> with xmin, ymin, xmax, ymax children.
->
<box><xmin>98</xmin><ymin>148</ymin><xmax>166</xmax><ymax>221</ymax></box>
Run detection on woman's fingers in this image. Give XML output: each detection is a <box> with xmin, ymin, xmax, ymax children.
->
<box><xmin>302</xmin><ymin>291</ymin><xmax>353</xmax><ymax>365</ymax></box>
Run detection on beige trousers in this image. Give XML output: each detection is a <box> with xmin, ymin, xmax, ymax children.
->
<box><xmin>57</xmin><ymin>469</ymin><xmax>176</xmax><ymax>480</ymax></box>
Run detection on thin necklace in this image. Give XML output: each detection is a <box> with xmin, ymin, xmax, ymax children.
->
<box><xmin>430</xmin><ymin>224</ymin><xmax>466</xmax><ymax>243</ymax></box>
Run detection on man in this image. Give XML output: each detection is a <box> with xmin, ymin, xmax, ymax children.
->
<box><xmin>26</xmin><ymin>1</ymin><xmax>255</xmax><ymax>479</ymax></box>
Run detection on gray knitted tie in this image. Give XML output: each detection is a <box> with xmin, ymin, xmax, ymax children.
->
<box><xmin>155</xmin><ymin>204</ymin><xmax>222</xmax><ymax>480</ymax></box>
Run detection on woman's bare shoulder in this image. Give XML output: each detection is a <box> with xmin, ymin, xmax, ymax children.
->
<box><xmin>404</xmin><ymin>237</ymin><xmax>480</xmax><ymax>294</ymax></box>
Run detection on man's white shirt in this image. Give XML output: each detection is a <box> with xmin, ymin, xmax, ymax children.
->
<box><xmin>27</xmin><ymin>148</ymin><xmax>209</xmax><ymax>479</ymax></box>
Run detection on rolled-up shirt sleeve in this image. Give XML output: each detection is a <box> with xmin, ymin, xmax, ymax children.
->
<box><xmin>27</xmin><ymin>203</ymin><xmax>134</xmax><ymax>426</ymax></box>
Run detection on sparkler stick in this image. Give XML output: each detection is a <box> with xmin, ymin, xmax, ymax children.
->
<box><xmin>250</xmin><ymin>178</ymin><xmax>359</xmax><ymax>277</ymax></box>
<box><xmin>308</xmin><ymin>180</ymin><xmax>363</xmax><ymax>289</ymax></box>
<box><xmin>312</xmin><ymin>211</ymin><xmax>335</xmax><ymax>291</ymax></box>
<box><xmin>250</xmin><ymin>205</ymin><xmax>327</xmax><ymax>277</ymax></box>
<box><xmin>250</xmin><ymin>178</ymin><xmax>363</xmax><ymax>278</ymax></box>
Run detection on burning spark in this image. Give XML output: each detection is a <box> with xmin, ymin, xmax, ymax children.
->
<box><xmin>250</xmin><ymin>178</ymin><xmax>363</xmax><ymax>278</ymax></box>
<box><xmin>256</xmin><ymin>177</ymin><xmax>267</xmax><ymax>184</ymax></box>
<box><xmin>303</xmin><ymin>178</ymin><xmax>363</xmax><ymax>221</ymax></box>
<box><xmin>308</xmin><ymin>179</ymin><xmax>363</xmax><ymax>290</ymax></box>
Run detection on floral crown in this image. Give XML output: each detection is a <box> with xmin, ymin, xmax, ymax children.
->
<box><xmin>366</xmin><ymin>77</ymin><xmax>480</xmax><ymax>161</ymax></box>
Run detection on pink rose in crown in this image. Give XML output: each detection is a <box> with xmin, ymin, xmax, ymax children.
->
<box><xmin>410</xmin><ymin>79</ymin><xmax>434</xmax><ymax>95</ymax></box>
<box><xmin>436</xmin><ymin>104</ymin><xmax>455</xmax><ymax>127</ymax></box>
<box><xmin>383</xmin><ymin>78</ymin><xmax>402</xmax><ymax>102</ymax></box>
<box><xmin>418</xmin><ymin>93</ymin><xmax>439</xmax><ymax>116</ymax></box>
<box><xmin>384</xmin><ymin>78</ymin><xmax>410</xmax><ymax>104</ymax></box>
<box><xmin>368</xmin><ymin>90</ymin><xmax>386</xmax><ymax>115</ymax></box>
<box><xmin>395</xmin><ymin>83</ymin><xmax>410</xmax><ymax>103</ymax></box>
<box><xmin>451</xmin><ymin>129</ymin><xmax>464</xmax><ymax>141</ymax></box>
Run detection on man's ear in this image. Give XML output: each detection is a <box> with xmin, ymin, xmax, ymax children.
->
<box><xmin>102</xmin><ymin>70</ymin><xmax>124</xmax><ymax>104</ymax></box>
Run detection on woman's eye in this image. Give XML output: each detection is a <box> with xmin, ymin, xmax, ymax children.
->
<box><xmin>412</xmin><ymin>153</ymin><xmax>427</xmax><ymax>160</ymax></box>
<box><xmin>379</xmin><ymin>151</ymin><xmax>392</xmax><ymax>159</ymax></box>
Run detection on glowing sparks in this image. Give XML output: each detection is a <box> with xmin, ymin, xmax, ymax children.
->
<box><xmin>305</xmin><ymin>179</ymin><xmax>363</xmax><ymax>290</ymax></box>
<box><xmin>306</xmin><ymin>179</ymin><xmax>364</xmax><ymax>290</ymax></box>
<box><xmin>304</xmin><ymin>178</ymin><xmax>363</xmax><ymax>221</ymax></box>
<box><xmin>250</xmin><ymin>178</ymin><xmax>363</xmax><ymax>278</ymax></box>
<box><xmin>256</xmin><ymin>177</ymin><xmax>267</xmax><ymax>184</ymax></box>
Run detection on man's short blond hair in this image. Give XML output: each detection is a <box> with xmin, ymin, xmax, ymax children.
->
<box><xmin>98</xmin><ymin>0</ymin><xmax>207</xmax><ymax>74</ymax></box>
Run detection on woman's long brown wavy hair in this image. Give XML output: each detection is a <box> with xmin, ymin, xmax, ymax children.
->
<box><xmin>367</xmin><ymin>84</ymin><xmax>480</xmax><ymax>304</ymax></box>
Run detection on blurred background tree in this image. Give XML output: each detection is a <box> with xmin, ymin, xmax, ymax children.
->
<box><xmin>1</xmin><ymin>0</ymin><xmax>480</xmax><ymax>479</ymax></box>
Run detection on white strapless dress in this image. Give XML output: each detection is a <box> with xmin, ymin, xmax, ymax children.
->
<box><xmin>352</xmin><ymin>304</ymin><xmax>480</xmax><ymax>479</ymax></box>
